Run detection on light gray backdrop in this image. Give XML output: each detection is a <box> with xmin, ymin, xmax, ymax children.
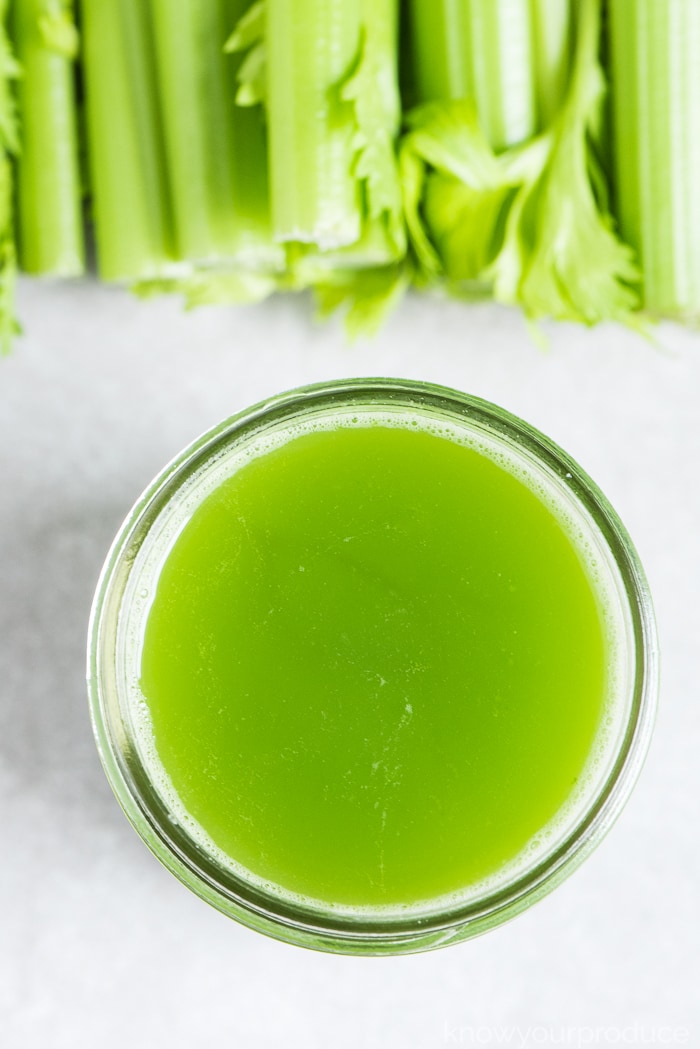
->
<box><xmin>2</xmin><ymin>278</ymin><xmax>698</xmax><ymax>1048</ymax></box>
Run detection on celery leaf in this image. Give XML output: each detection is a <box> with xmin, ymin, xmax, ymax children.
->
<box><xmin>314</xmin><ymin>262</ymin><xmax>409</xmax><ymax>339</ymax></box>
<box><xmin>340</xmin><ymin>28</ymin><xmax>405</xmax><ymax>254</ymax></box>
<box><xmin>39</xmin><ymin>1</ymin><xmax>79</xmax><ymax>60</ymax></box>
<box><xmin>423</xmin><ymin>173</ymin><xmax>515</xmax><ymax>283</ymax></box>
<box><xmin>490</xmin><ymin>0</ymin><xmax>641</xmax><ymax>324</ymax></box>
<box><xmin>400</xmin><ymin>101</ymin><xmax>521</xmax><ymax>285</ymax></box>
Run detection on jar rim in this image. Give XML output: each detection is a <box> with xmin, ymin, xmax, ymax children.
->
<box><xmin>87</xmin><ymin>378</ymin><xmax>658</xmax><ymax>955</ymax></box>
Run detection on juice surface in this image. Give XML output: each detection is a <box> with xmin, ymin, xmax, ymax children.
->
<box><xmin>139</xmin><ymin>421</ymin><xmax>609</xmax><ymax>909</ymax></box>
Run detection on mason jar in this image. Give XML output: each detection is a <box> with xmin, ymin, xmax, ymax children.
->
<box><xmin>88</xmin><ymin>378</ymin><xmax>658</xmax><ymax>954</ymax></box>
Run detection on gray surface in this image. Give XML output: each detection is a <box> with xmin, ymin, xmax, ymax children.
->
<box><xmin>2</xmin><ymin>278</ymin><xmax>698</xmax><ymax>1047</ymax></box>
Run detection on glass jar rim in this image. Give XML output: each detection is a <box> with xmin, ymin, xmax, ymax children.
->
<box><xmin>87</xmin><ymin>377</ymin><xmax>658</xmax><ymax>955</ymax></box>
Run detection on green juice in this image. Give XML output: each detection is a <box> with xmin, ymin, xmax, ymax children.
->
<box><xmin>136</xmin><ymin>412</ymin><xmax>614</xmax><ymax>911</ymax></box>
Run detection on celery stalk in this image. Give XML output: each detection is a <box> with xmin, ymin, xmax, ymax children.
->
<box><xmin>149</xmin><ymin>0</ymin><xmax>282</xmax><ymax>270</ymax></box>
<box><xmin>407</xmin><ymin>0</ymin><xmax>574</xmax><ymax>149</ymax></box>
<box><xmin>265</xmin><ymin>0</ymin><xmax>363</xmax><ymax>249</ymax></box>
<box><xmin>530</xmin><ymin>0</ymin><xmax>574</xmax><ymax>128</ymax></box>
<box><xmin>608</xmin><ymin>0</ymin><xmax>700</xmax><ymax>317</ymax></box>
<box><xmin>82</xmin><ymin>0</ymin><xmax>175</xmax><ymax>281</ymax></box>
<box><xmin>13</xmin><ymin>0</ymin><xmax>84</xmax><ymax>276</ymax></box>
<box><xmin>230</xmin><ymin>0</ymin><xmax>403</xmax><ymax>260</ymax></box>
<box><xmin>0</xmin><ymin>0</ymin><xmax>19</xmax><ymax>352</ymax></box>
<box><xmin>401</xmin><ymin>0</ymin><xmax>639</xmax><ymax>325</ymax></box>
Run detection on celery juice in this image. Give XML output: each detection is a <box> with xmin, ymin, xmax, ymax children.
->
<box><xmin>137</xmin><ymin>413</ymin><xmax>612</xmax><ymax>910</ymax></box>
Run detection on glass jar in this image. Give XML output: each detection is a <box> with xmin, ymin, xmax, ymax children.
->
<box><xmin>88</xmin><ymin>378</ymin><xmax>657</xmax><ymax>954</ymax></box>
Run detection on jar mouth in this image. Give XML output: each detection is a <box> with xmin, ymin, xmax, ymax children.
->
<box><xmin>88</xmin><ymin>378</ymin><xmax>658</xmax><ymax>954</ymax></box>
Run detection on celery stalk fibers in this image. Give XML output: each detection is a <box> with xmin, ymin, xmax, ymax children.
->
<box><xmin>609</xmin><ymin>0</ymin><xmax>700</xmax><ymax>317</ymax></box>
<box><xmin>13</xmin><ymin>0</ymin><xmax>84</xmax><ymax>276</ymax></box>
<box><xmin>82</xmin><ymin>0</ymin><xmax>175</xmax><ymax>281</ymax></box>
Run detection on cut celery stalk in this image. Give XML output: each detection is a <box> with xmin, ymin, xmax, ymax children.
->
<box><xmin>0</xmin><ymin>0</ymin><xmax>19</xmax><ymax>351</ymax></box>
<box><xmin>149</xmin><ymin>0</ymin><xmax>282</xmax><ymax>270</ymax></box>
<box><xmin>230</xmin><ymin>0</ymin><xmax>403</xmax><ymax>261</ymax></box>
<box><xmin>13</xmin><ymin>0</ymin><xmax>84</xmax><ymax>276</ymax></box>
<box><xmin>608</xmin><ymin>0</ymin><xmax>700</xmax><ymax>317</ymax></box>
<box><xmin>82</xmin><ymin>0</ymin><xmax>175</xmax><ymax>281</ymax></box>
<box><xmin>407</xmin><ymin>0</ymin><xmax>574</xmax><ymax>149</ymax></box>
<box><xmin>265</xmin><ymin>0</ymin><xmax>363</xmax><ymax>249</ymax></box>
